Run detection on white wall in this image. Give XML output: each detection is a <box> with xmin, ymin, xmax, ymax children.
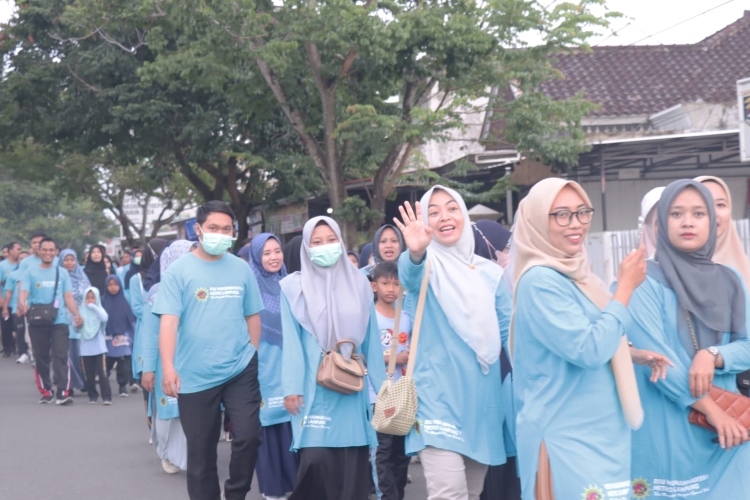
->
<box><xmin>578</xmin><ymin>176</ymin><xmax>749</xmax><ymax>232</ymax></box>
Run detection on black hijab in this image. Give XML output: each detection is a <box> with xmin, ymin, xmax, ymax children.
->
<box><xmin>472</xmin><ymin>220</ymin><xmax>511</xmax><ymax>262</ymax></box>
<box><xmin>654</xmin><ymin>179</ymin><xmax>746</xmax><ymax>352</ymax></box>
<box><xmin>84</xmin><ymin>244</ymin><xmax>110</xmax><ymax>295</ymax></box>
<box><xmin>141</xmin><ymin>238</ymin><xmax>168</xmax><ymax>291</ymax></box>
<box><xmin>123</xmin><ymin>250</ymin><xmax>141</xmax><ymax>289</ymax></box>
<box><xmin>283</xmin><ymin>235</ymin><xmax>303</xmax><ymax>274</ymax></box>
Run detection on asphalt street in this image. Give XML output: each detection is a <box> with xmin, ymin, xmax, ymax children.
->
<box><xmin>0</xmin><ymin>355</ymin><xmax>427</xmax><ymax>500</ymax></box>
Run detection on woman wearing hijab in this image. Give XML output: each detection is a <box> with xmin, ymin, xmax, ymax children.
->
<box><xmin>102</xmin><ymin>275</ymin><xmax>137</xmax><ymax>397</ymax></box>
<box><xmin>59</xmin><ymin>249</ymin><xmax>91</xmax><ymax>394</ymax></box>
<box><xmin>627</xmin><ymin>179</ymin><xmax>750</xmax><ymax>498</ymax></box>
<box><xmin>391</xmin><ymin>186</ymin><xmax>512</xmax><ymax>500</ymax></box>
<box><xmin>280</xmin><ymin>217</ymin><xmax>386</xmax><ymax>500</ymax></box>
<box><xmin>640</xmin><ymin>187</ymin><xmax>666</xmax><ymax>259</ymax></box>
<box><xmin>237</xmin><ymin>245</ymin><xmax>251</xmax><ymax>263</ymax></box>
<box><xmin>140</xmin><ymin>240</ymin><xmax>195</xmax><ymax>475</ymax></box>
<box><xmin>511</xmin><ymin>178</ymin><xmax>672</xmax><ymax>500</ymax></box>
<box><xmin>358</xmin><ymin>242</ymin><xmax>373</xmax><ymax>269</ymax></box>
<box><xmin>470</xmin><ymin>221</ymin><xmax>519</xmax><ymax>500</ymax></box>
<box><xmin>84</xmin><ymin>244</ymin><xmax>111</xmax><ymax>294</ymax></box>
<box><xmin>142</xmin><ymin>239</ymin><xmax>170</xmax><ymax>292</ymax></box>
<box><xmin>132</xmin><ymin>239</ymin><xmax>167</xmax><ymax>382</ymax></box>
<box><xmin>250</xmin><ymin>233</ymin><xmax>298</xmax><ymax>499</ymax></box>
<box><xmin>123</xmin><ymin>249</ymin><xmax>143</xmax><ymax>305</ymax></box>
<box><xmin>361</xmin><ymin>224</ymin><xmax>406</xmax><ymax>276</ymax></box>
<box><xmin>282</xmin><ymin>235</ymin><xmax>303</xmax><ymax>275</ymax></box>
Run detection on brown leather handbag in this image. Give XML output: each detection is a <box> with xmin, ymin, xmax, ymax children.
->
<box><xmin>685</xmin><ymin>310</ymin><xmax>750</xmax><ymax>431</ymax></box>
<box><xmin>688</xmin><ymin>385</ymin><xmax>750</xmax><ymax>431</ymax></box>
<box><xmin>317</xmin><ymin>340</ymin><xmax>368</xmax><ymax>395</ymax></box>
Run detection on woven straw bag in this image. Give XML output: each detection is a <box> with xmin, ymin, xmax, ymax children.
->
<box><xmin>372</xmin><ymin>259</ymin><xmax>430</xmax><ymax>436</ymax></box>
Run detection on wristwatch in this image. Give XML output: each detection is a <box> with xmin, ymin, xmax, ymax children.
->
<box><xmin>706</xmin><ymin>346</ymin><xmax>720</xmax><ymax>361</ymax></box>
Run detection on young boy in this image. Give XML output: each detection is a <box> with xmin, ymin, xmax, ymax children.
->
<box><xmin>369</xmin><ymin>261</ymin><xmax>412</xmax><ymax>500</ymax></box>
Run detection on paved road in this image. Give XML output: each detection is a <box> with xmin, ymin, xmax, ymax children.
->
<box><xmin>0</xmin><ymin>355</ymin><xmax>427</xmax><ymax>500</ymax></box>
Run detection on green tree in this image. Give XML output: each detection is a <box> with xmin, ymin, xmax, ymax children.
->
<box><xmin>0</xmin><ymin>174</ymin><xmax>117</xmax><ymax>255</ymax></box>
<box><xmin>0</xmin><ymin>0</ymin><xmax>318</xmax><ymax>245</ymax></box>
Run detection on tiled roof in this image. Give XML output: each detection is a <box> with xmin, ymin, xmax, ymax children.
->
<box><xmin>538</xmin><ymin>10</ymin><xmax>750</xmax><ymax>117</ymax></box>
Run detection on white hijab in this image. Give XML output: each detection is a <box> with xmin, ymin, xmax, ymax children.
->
<box><xmin>279</xmin><ymin>216</ymin><xmax>373</xmax><ymax>358</ymax></box>
<box><xmin>420</xmin><ymin>185</ymin><xmax>503</xmax><ymax>374</ymax></box>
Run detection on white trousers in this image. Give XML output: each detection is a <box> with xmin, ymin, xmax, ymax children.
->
<box><xmin>418</xmin><ymin>446</ymin><xmax>488</xmax><ymax>500</ymax></box>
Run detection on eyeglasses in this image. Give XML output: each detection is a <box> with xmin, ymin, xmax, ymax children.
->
<box><xmin>548</xmin><ymin>208</ymin><xmax>595</xmax><ymax>227</ymax></box>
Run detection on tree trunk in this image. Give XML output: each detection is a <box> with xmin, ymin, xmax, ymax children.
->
<box><xmin>233</xmin><ymin>202</ymin><xmax>251</xmax><ymax>251</ymax></box>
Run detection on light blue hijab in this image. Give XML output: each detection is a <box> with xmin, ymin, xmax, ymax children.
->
<box><xmin>58</xmin><ymin>249</ymin><xmax>90</xmax><ymax>305</ymax></box>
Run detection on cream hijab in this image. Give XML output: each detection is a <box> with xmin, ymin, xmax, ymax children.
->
<box><xmin>420</xmin><ymin>185</ymin><xmax>503</xmax><ymax>375</ymax></box>
<box><xmin>695</xmin><ymin>176</ymin><xmax>750</xmax><ymax>287</ymax></box>
<box><xmin>510</xmin><ymin>177</ymin><xmax>643</xmax><ymax>429</ymax></box>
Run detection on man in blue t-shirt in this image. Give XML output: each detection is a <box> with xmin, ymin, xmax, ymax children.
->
<box><xmin>153</xmin><ymin>201</ymin><xmax>264</xmax><ymax>500</ymax></box>
<box><xmin>0</xmin><ymin>241</ymin><xmax>21</xmax><ymax>358</ymax></box>
<box><xmin>18</xmin><ymin>237</ymin><xmax>83</xmax><ymax>405</ymax></box>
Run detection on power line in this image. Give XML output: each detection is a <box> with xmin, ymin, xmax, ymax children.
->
<box><xmin>584</xmin><ymin>0</ymin><xmax>736</xmax><ymax>65</ymax></box>
<box><xmin>614</xmin><ymin>0</ymin><xmax>736</xmax><ymax>47</ymax></box>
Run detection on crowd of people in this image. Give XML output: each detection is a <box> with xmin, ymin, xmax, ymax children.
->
<box><xmin>1</xmin><ymin>174</ymin><xmax>750</xmax><ymax>500</ymax></box>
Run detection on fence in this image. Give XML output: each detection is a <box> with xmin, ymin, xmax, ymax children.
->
<box><xmin>586</xmin><ymin>219</ymin><xmax>750</xmax><ymax>285</ymax></box>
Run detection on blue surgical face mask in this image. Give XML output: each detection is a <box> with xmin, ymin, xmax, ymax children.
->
<box><xmin>309</xmin><ymin>243</ymin><xmax>343</xmax><ymax>267</ymax></box>
<box><xmin>199</xmin><ymin>227</ymin><xmax>235</xmax><ymax>256</ymax></box>
<box><xmin>133</xmin><ymin>256</ymin><xmax>142</xmax><ymax>266</ymax></box>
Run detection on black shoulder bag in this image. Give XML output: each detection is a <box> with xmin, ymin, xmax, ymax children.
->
<box><xmin>27</xmin><ymin>267</ymin><xmax>59</xmax><ymax>327</ymax></box>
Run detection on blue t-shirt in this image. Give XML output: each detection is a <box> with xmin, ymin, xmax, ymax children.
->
<box><xmin>368</xmin><ymin>309</ymin><xmax>412</xmax><ymax>404</ymax></box>
<box><xmin>0</xmin><ymin>259</ymin><xmax>19</xmax><ymax>286</ymax></box>
<box><xmin>19</xmin><ymin>255</ymin><xmax>58</xmax><ymax>273</ymax></box>
<box><xmin>258</xmin><ymin>339</ymin><xmax>289</xmax><ymax>426</ymax></box>
<box><xmin>152</xmin><ymin>253</ymin><xmax>264</xmax><ymax>394</ymax></box>
<box><xmin>3</xmin><ymin>269</ymin><xmax>21</xmax><ymax>310</ymax></box>
<box><xmin>20</xmin><ymin>265</ymin><xmax>73</xmax><ymax>325</ymax></box>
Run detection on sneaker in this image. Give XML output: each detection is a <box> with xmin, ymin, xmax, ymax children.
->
<box><xmin>39</xmin><ymin>393</ymin><xmax>54</xmax><ymax>404</ymax></box>
<box><xmin>223</xmin><ymin>431</ymin><xmax>233</xmax><ymax>442</ymax></box>
<box><xmin>103</xmin><ymin>400</ymin><xmax>112</xmax><ymax>406</ymax></box>
<box><xmin>56</xmin><ymin>391</ymin><xmax>73</xmax><ymax>406</ymax></box>
<box><xmin>129</xmin><ymin>384</ymin><xmax>140</xmax><ymax>394</ymax></box>
<box><xmin>119</xmin><ymin>386</ymin><xmax>128</xmax><ymax>397</ymax></box>
<box><xmin>16</xmin><ymin>353</ymin><xmax>29</xmax><ymax>364</ymax></box>
<box><xmin>88</xmin><ymin>398</ymin><xmax>98</xmax><ymax>405</ymax></box>
<box><xmin>161</xmin><ymin>459</ymin><xmax>180</xmax><ymax>474</ymax></box>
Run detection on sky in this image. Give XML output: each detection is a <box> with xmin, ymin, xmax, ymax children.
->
<box><xmin>0</xmin><ymin>0</ymin><xmax>746</xmax><ymax>45</ymax></box>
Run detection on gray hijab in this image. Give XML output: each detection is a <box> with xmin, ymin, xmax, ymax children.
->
<box><xmin>279</xmin><ymin>216</ymin><xmax>373</xmax><ymax>358</ymax></box>
<box><xmin>654</xmin><ymin>179</ymin><xmax>746</xmax><ymax>353</ymax></box>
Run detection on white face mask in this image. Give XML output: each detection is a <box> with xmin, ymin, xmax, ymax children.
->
<box><xmin>199</xmin><ymin>227</ymin><xmax>235</xmax><ymax>256</ymax></box>
<box><xmin>309</xmin><ymin>243</ymin><xmax>343</xmax><ymax>267</ymax></box>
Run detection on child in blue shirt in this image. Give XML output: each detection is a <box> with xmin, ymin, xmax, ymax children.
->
<box><xmin>370</xmin><ymin>261</ymin><xmax>412</xmax><ymax>500</ymax></box>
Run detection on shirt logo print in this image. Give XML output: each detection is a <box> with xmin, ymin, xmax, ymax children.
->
<box><xmin>195</xmin><ymin>287</ymin><xmax>209</xmax><ymax>302</ymax></box>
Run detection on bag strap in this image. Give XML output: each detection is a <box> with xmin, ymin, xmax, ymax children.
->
<box><xmin>406</xmin><ymin>258</ymin><xmax>431</xmax><ymax>379</ymax></box>
<box><xmin>50</xmin><ymin>267</ymin><xmax>59</xmax><ymax>306</ymax></box>
<box><xmin>386</xmin><ymin>283</ymin><xmax>405</xmax><ymax>378</ymax></box>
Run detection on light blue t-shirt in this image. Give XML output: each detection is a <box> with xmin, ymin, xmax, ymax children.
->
<box><xmin>0</xmin><ymin>259</ymin><xmax>19</xmax><ymax>287</ymax></box>
<box><xmin>20</xmin><ymin>265</ymin><xmax>73</xmax><ymax>325</ymax></box>
<box><xmin>281</xmin><ymin>296</ymin><xmax>386</xmax><ymax>450</ymax></box>
<box><xmin>258</xmin><ymin>339</ymin><xmax>290</xmax><ymax>427</ymax></box>
<box><xmin>368</xmin><ymin>309</ymin><xmax>412</xmax><ymax>404</ymax></box>
<box><xmin>397</xmin><ymin>251</ymin><xmax>510</xmax><ymax>466</ymax></box>
<box><xmin>140</xmin><ymin>301</ymin><xmax>180</xmax><ymax>420</ymax></box>
<box><xmin>627</xmin><ymin>269</ymin><xmax>750</xmax><ymax>499</ymax></box>
<box><xmin>152</xmin><ymin>253</ymin><xmax>264</xmax><ymax>394</ymax></box>
<box><xmin>3</xmin><ymin>269</ymin><xmax>22</xmax><ymax>311</ymax></box>
<box><xmin>514</xmin><ymin>266</ymin><xmax>630</xmax><ymax>500</ymax></box>
<box><xmin>19</xmin><ymin>255</ymin><xmax>58</xmax><ymax>273</ymax></box>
